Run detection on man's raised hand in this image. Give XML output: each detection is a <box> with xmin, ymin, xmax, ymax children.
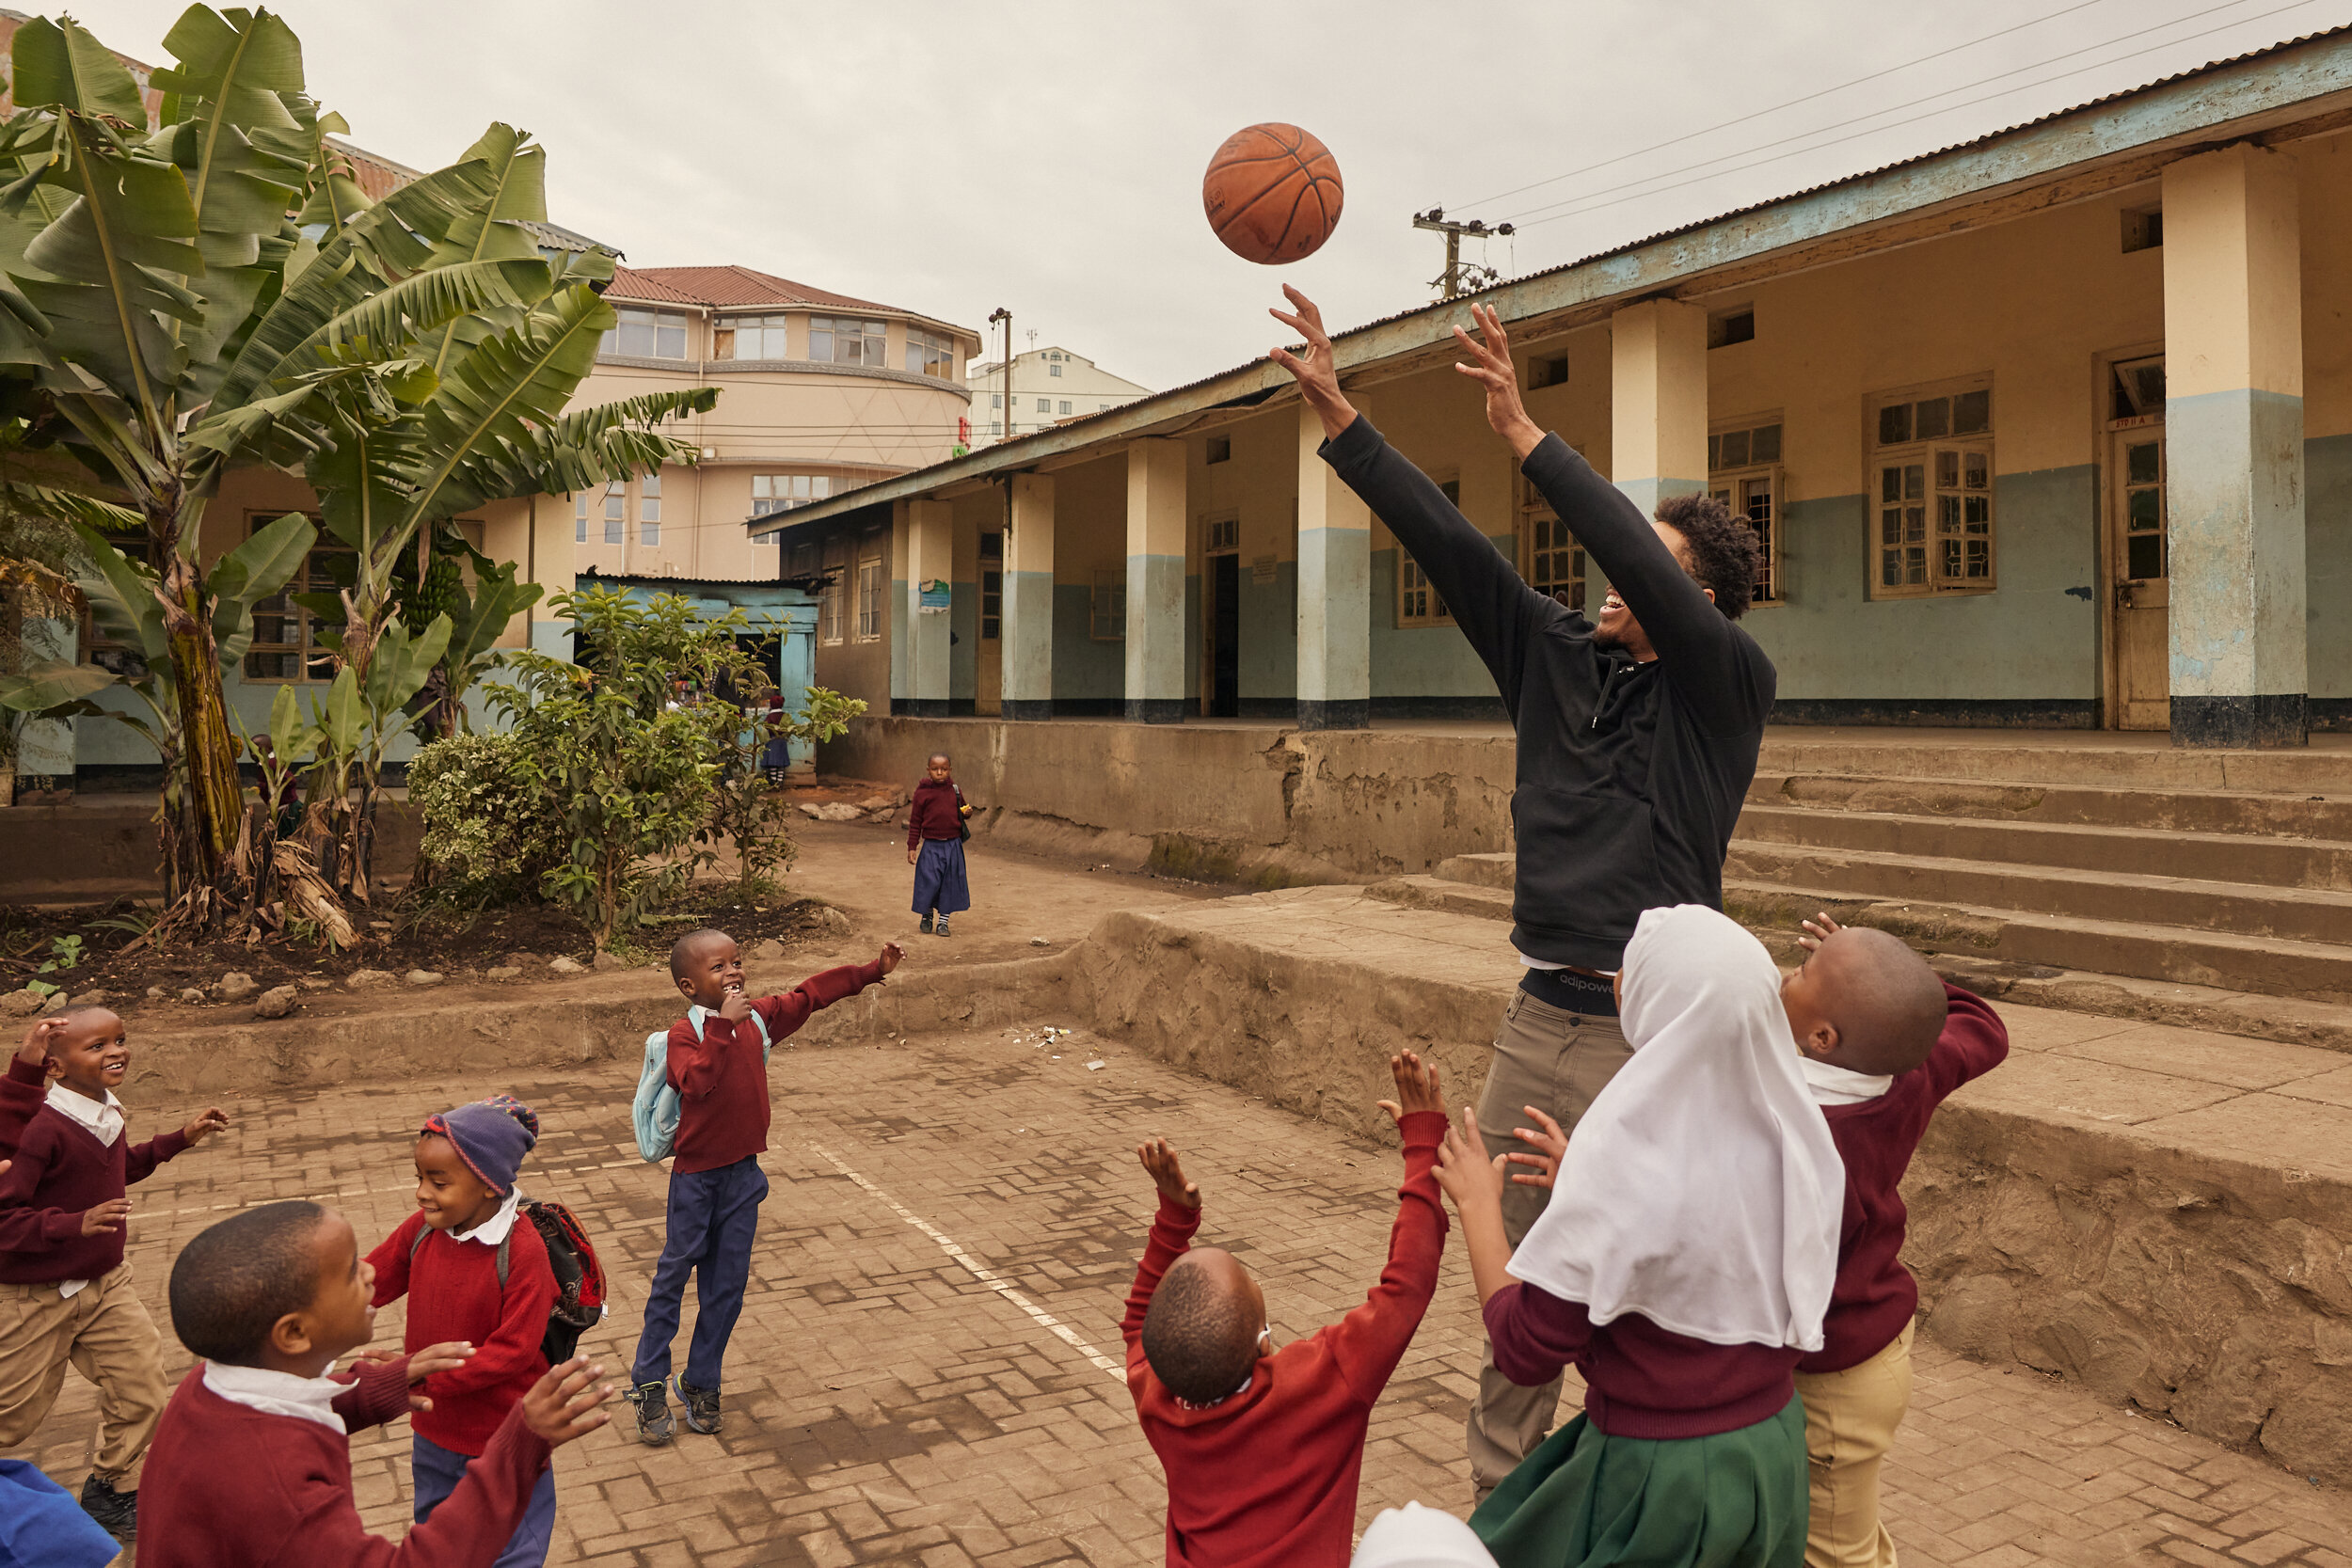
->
<box><xmin>1375</xmin><ymin>1051</ymin><xmax>1444</xmax><ymax>1125</ymax></box>
<box><xmin>1451</xmin><ymin>303</ymin><xmax>1543</xmax><ymax>460</ymax></box>
<box><xmin>1136</xmin><ymin>1136</ymin><xmax>1200</xmax><ymax>1212</ymax></box>
<box><xmin>1267</xmin><ymin>285</ymin><xmax>1358</xmax><ymax>440</ymax></box>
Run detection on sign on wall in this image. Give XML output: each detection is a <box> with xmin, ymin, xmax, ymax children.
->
<box><xmin>919</xmin><ymin>578</ymin><xmax>952</xmax><ymax>612</ymax></box>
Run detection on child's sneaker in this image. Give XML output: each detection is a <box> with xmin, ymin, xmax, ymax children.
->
<box><xmin>625</xmin><ymin>1379</ymin><xmax>675</xmax><ymax>1446</ymax></box>
<box><xmin>935</xmin><ymin>916</ymin><xmax>952</xmax><ymax>939</ymax></box>
<box><xmin>80</xmin><ymin>1473</ymin><xmax>137</xmax><ymax>1543</ymax></box>
<box><xmin>918</xmin><ymin>913</ymin><xmax>933</xmax><ymax>935</ymax></box>
<box><xmin>674</xmin><ymin>1373</ymin><xmax>722</xmax><ymax>1434</ymax></box>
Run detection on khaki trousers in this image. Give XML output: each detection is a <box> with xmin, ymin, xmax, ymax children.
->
<box><xmin>1465</xmin><ymin>989</ymin><xmax>1634</xmax><ymax>1496</ymax></box>
<box><xmin>0</xmin><ymin>1262</ymin><xmax>168</xmax><ymax>1486</ymax></box>
<box><xmin>1794</xmin><ymin>1321</ymin><xmax>1915</xmax><ymax>1568</ymax></box>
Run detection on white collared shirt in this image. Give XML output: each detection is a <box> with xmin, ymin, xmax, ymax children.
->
<box><xmin>201</xmin><ymin>1360</ymin><xmax>348</xmax><ymax>1434</ymax></box>
<box><xmin>450</xmin><ymin>1187</ymin><xmax>523</xmax><ymax>1246</ymax></box>
<box><xmin>44</xmin><ymin>1082</ymin><xmax>123</xmax><ymax>1147</ymax></box>
<box><xmin>44</xmin><ymin>1084</ymin><xmax>125</xmax><ymax>1299</ymax></box>
<box><xmin>1802</xmin><ymin>1055</ymin><xmax>1893</xmax><ymax>1106</ymax></box>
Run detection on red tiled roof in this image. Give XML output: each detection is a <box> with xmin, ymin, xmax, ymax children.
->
<box><xmin>604</xmin><ymin>263</ymin><xmax>913</xmax><ymax>316</ymax></box>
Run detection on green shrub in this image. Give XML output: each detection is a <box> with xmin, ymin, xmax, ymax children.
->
<box><xmin>408</xmin><ymin>732</ymin><xmax>565</xmax><ymax>901</ymax></box>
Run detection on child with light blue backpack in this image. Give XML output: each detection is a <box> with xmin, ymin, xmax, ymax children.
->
<box><xmin>624</xmin><ymin>927</ymin><xmax>899</xmax><ymax>1445</ymax></box>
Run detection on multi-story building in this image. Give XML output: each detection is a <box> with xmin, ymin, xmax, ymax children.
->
<box><xmin>966</xmin><ymin>346</ymin><xmax>1152</xmax><ymax>447</ymax></box>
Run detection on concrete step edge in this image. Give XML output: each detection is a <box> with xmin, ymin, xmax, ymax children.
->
<box><xmin>1724</xmin><ymin>841</ymin><xmax>2352</xmax><ymax>911</ymax></box>
<box><xmin>1734</xmin><ymin>801</ymin><xmax>2352</xmax><ymax>855</ymax></box>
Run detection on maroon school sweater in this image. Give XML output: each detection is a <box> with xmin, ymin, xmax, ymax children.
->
<box><xmin>0</xmin><ymin>1099</ymin><xmax>189</xmax><ymax>1283</ymax></box>
<box><xmin>1123</xmin><ymin>1111</ymin><xmax>1449</xmax><ymax>1568</ymax></box>
<box><xmin>665</xmin><ymin>960</ymin><xmax>885</xmax><ymax>1174</ymax></box>
<box><xmin>0</xmin><ymin>1053</ymin><xmax>42</xmax><ymax>1160</ymax></box>
<box><xmin>1802</xmin><ymin>983</ymin><xmax>2010</xmax><ymax>1374</ymax></box>
<box><xmin>139</xmin><ymin>1355</ymin><xmax>552</xmax><ymax>1568</ymax></box>
<box><xmin>1486</xmin><ymin>1284</ymin><xmax>1801</xmax><ymax>1438</ymax></box>
<box><xmin>905</xmin><ymin>778</ymin><xmax>965</xmax><ymax>849</ymax></box>
<box><xmin>366</xmin><ymin>1212</ymin><xmax>558</xmax><ymax>1456</ymax></box>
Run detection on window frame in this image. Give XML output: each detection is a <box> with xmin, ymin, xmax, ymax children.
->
<box><xmin>1708</xmin><ymin>417</ymin><xmax>1786</xmax><ymax>607</ymax></box>
<box><xmin>905</xmin><ymin>326</ymin><xmax>956</xmax><ymax>379</ymax></box>
<box><xmin>600</xmin><ymin>307</ymin><xmax>690</xmax><ymax>360</ymax></box>
<box><xmin>979</xmin><ymin>530</ymin><xmax>1003</xmax><ymax>641</ymax></box>
<box><xmin>602</xmin><ymin>482</ymin><xmax>625</xmax><ymax>546</ymax></box>
<box><xmin>818</xmin><ymin>533</ymin><xmax>849</xmax><ymax>645</ymax></box>
<box><xmin>1397</xmin><ymin>476</ymin><xmax>1458</xmax><ymax>627</ymax></box>
<box><xmin>241</xmin><ymin>515</ymin><xmax>357</xmax><ymax>684</ymax></box>
<box><xmin>752</xmin><ymin>473</ymin><xmax>833</xmax><ymax>516</ymax></box>
<box><xmin>1519</xmin><ymin>472</ymin><xmax>1584</xmax><ymax>610</ymax></box>
<box><xmin>1867</xmin><ymin>378</ymin><xmax>1996</xmax><ymax>600</ymax></box>
<box><xmin>573</xmin><ymin>491</ymin><xmax>588</xmax><ymax>544</ymax></box>
<box><xmin>809</xmin><ymin>315</ymin><xmax>886</xmax><ymax>367</ymax></box>
<box><xmin>1089</xmin><ymin>567</ymin><xmax>1125</xmax><ymax>642</ymax></box>
<box><xmin>712</xmin><ymin>312</ymin><xmax>789</xmax><ymax>361</ymax></box>
<box><xmin>637</xmin><ymin>473</ymin><xmax>661</xmax><ymax>546</ymax></box>
<box><xmin>854</xmin><ymin>532</ymin><xmax>885</xmax><ymax>641</ymax></box>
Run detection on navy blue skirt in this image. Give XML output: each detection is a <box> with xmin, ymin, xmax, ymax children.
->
<box><xmin>912</xmin><ymin>837</ymin><xmax>971</xmax><ymax>915</ymax></box>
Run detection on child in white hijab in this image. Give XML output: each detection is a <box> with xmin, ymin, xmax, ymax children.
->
<box><xmin>1432</xmin><ymin>904</ymin><xmax>1843</xmax><ymax>1568</ymax></box>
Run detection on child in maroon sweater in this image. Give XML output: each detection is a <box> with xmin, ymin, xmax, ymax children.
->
<box><xmin>1781</xmin><ymin>914</ymin><xmax>2010</xmax><ymax>1568</ymax></box>
<box><xmin>907</xmin><ymin>752</ymin><xmax>975</xmax><ymax>937</ymax></box>
<box><xmin>142</xmin><ymin>1198</ymin><xmax>613</xmax><ymax>1568</ymax></box>
<box><xmin>0</xmin><ymin>1006</ymin><xmax>228</xmax><ymax>1543</ymax></box>
<box><xmin>1123</xmin><ymin>1052</ymin><xmax>1450</xmax><ymax>1568</ymax></box>
<box><xmin>625</xmin><ymin>927</ymin><xmax>900</xmax><ymax>1443</ymax></box>
<box><xmin>367</xmin><ymin>1097</ymin><xmax>562</xmax><ymax>1568</ymax></box>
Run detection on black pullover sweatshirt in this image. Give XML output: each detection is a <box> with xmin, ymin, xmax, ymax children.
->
<box><xmin>1320</xmin><ymin>415</ymin><xmax>1776</xmax><ymax>970</ymax></box>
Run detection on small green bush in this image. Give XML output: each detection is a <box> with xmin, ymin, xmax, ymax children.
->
<box><xmin>408</xmin><ymin>731</ymin><xmax>565</xmax><ymax>901</ymax></box>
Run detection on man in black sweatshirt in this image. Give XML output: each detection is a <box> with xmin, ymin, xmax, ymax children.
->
<box><xmin>1269</xmin><ymin>287</ymin><xmax>1776</xmax><ymax>1494</ymax></box>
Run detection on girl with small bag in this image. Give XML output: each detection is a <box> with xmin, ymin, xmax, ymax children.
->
<box><xmin>906</xmin><ymin>752</ymin><xmax>976</xmax><ymax>937</ymax></box>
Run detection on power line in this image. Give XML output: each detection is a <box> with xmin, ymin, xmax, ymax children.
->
<box><xmin>1449</xmin><ymin>0</ymin><xmax>2118</xmax><ymax>213</ymax></box>
<box><xmin>1507</xmin><ymin>0</ymin><xmax>2331</xmax><ymax>232</ymax></box>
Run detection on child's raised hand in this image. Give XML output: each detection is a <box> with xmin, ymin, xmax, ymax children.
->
<box><xmin>878</xmin><ymin>941</ymin><xmax>904</xmax><ymax>975</ymax></box>
<box><xmin>521</xmin><ymin>1357</ymin><xmax>613</xmax><ymax>1448</ymax></box>
<box><xmin>1375</xmin><ymin>1051</ymin><xmax>1445</xmax><ymax>1124</ymax></box>
<box><xmin>1433</xmin><ymin>1108</ymin><xmax>1505</xmax><ymax>1215</ymax></box>
<box><xmin>1502</xmin><ymin>1104</ymin><xmax>1567</xmax><ymax>1191</ymax></box>
<box><xmin>16</xmin><ymin>1015</ymin><xmax>63</xmax><ymax>1069</ymax></box>
<box><xmin>79</xmin><ymin>1197</ymin><xmax>131</xmax><ymax>1237</ymax></box>
<box><xmin>1798</xmin><ymin>911</ymin><xmax>1844</xmax><ymax>953</ymax></box>
<box><xmin>1136</xmin><ymin>1136</ymin><xmax>1200</xmax><ymax>1211</ymax></box>
<box><xmin>717</xmin><ymin>990</ymin><xmax>755</xmax><ymax>1025</ymax></box>
<box><xmin>182</xmin><ymin>1106</ymin><xmax>230</xmax><ymax>1145</ymax></box>
<box><xmin>403</xmin><ymin>1340</ymin><xmax>475</xmax><ymax>1410</ymax></box>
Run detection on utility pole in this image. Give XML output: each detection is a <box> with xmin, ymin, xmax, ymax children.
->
<box><xmin>1412</xmin><ymin>208</ymin><xmax>1514</xmax><ymax>299</ymax></box>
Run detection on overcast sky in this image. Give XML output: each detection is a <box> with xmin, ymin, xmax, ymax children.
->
<box><xmin>87</xmin><ymin>0</ymin><xmax>2352</xmax><ymax>390</ymax></box>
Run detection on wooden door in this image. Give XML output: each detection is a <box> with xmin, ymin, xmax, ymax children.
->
<box><xmin>2108</xmin><ymin>422</ymin><xmax>2169</xmax><ymax>729</ymax></box>
<box><xmin>977</xmin><ymin>529</ymin><xmax>1003</xmax><ymax>716</ymax></box>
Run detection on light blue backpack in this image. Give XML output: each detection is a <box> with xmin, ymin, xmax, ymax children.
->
<box><xmin>632</xmin><ymin>1005</ymin><xmax>772</xmax><ymax>1163</ymax></box>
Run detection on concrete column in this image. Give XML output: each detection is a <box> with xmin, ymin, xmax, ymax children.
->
<box><xmin>905</xmin><ymin>498</ymin><xmax>953</xmax><ymax>717</ymax></box>
<box><xmin>2162</xmin><ymin>143</ymin><xmax>2308</xmax><ymax>748</ymax></box>
<box><xmin>1609</xmin><ymin>299</ymin><xmax>1709</xmax><ymax>518</ymax></box>
<box><xmin>1124</xmin><ymin>437</ymin><xmax>1188</xmax><ymax>723</ymax></box>
<box><xmin>1296</xmin><ymin>397</ymin><xmax>1371</xmax><ymax>730</ymax></box>
<box><xmin>887</xmin><ymin>500</ymin><xmax>911</xmax><ymax>712</ymax></box>
<box><xmin>1002</xmin><ymin>473</ymin><xmax>1056</xmax><ymax>721</ymax></box>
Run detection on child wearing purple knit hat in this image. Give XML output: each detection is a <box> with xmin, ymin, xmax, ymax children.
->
<box><xmin>366</xmin><ymin>1095</ymin><xmax>563</xmax><ymax>1568</ymax></box>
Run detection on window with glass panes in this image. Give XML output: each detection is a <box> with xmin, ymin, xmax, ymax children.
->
<box><xmin>574</xmin><ymin>492</ymin><xmax>588</xmax><ymax>543</ymax></box>
<box><xmin>855</xmin><ymin>534</ymin><xmax>885</xmax><ymax>641</ymax></box>
<box><xmin>1708</xmin><ymin>420</ymin><xmax>1784</xmax><ymax>605</ymax></box>
<box><xmin>979</xmin><ymin>531</ymin><xmax>1003</xmax><ymax>640</ymax></box>
<box><xmin>809</xmin><ymin>317</ymin><xmax>885</xmax><ymax>366</ymax></box>
<box><xmin>638</xmin><ymin>474</ymin><xmax>660</xmax><ymax>545</ymax></box>
<box><xmin>1090</xmin><ymin>568</ymin><xmax>1125</xmax><ymax>641</ymax></box>
<box><xmin>752</xmin><ymin>474</ymin><xmax>831</xmax><ymax>515</ymax></box>
<box><xmin>905</xmin><ymin>328</ymin><xmax>955</xmax><ymax>379</ymax></box>
<box><xmin>599</xmin><ymin>308</ymin><xmax>689</xmax><ymax>359</ymax></box>
<box><xmin>1399</xmin><ymin>478</ymin><xmax>1456</xmax><ymax>626</ymax></box>
<box><xmin>714</xmin><ymin>313</ymin><xmax>788</xmax><ymax>360</ymax></box>
<box><xmin>1520</xmin><ymin>474</ymin><xmax>1584</xmax><ymax>610</ymax></box>
<box><xmin>602</xmin><ymin>482</ymin><xmax>624</xmax><ymax>545</ymax></box>
<box><xmin>819</xmin><ymin>535</ymin><xmax>848</xmax><ymax>643</ymax></box>
<box><xmin>1870</xmin><ymin>385</ymin><xmax>1993</xmax><ymax>597</ymax></box>
<box><xmin>246</xmin><ymin>525</ymin><xmax>356</xmax><ymax>682</ymax></box>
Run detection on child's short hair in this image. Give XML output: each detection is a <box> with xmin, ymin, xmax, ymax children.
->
<box><xmin>668</xmin><ymin>927</ymin><xmax>730</xmax><ymax>982</ymax></box>
<box><xmin>1141</xmin><ymin>1257</ymin><xmax>1257</xmax><ymax>1404</ymax></box>
<box><xmin>168</xmin><ymin>1201</ymin><xmax>330</xmax><ymax>1366</ymax></box>
<box><xmin>1830</xmin><ymin>928</ymin><xmax>1948</xmax><ymax>1076</ymax></box>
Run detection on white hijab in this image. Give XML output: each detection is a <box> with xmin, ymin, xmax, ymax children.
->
<box><xmin>1352</xmin><ymin>1502</ymin><xmax>1498</xmax><ymax>1568</ymax></box>
<box><xmin>1505</xmin><ymin>904</ymin><xmax>1844</xmax><ymax>1352</ymax></box>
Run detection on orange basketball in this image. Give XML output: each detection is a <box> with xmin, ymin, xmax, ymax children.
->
<box><xmin>1202</xmin><ymin>122</ymin><xmax>1344</xmax><ymax>265</ymax></box>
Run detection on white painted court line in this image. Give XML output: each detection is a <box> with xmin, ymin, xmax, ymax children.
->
<box><xmin>811</xmin><ymin>1142</ymin><xmax>1125</xmax><ymax>1382</ymax></box>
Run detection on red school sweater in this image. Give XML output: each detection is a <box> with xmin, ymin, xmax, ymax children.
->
<box><xmin>905</xmin><ymin>778</ymin><xmax>966</xmax><ymax>849</ymax></box>
<box><xmin>367</xmin><ymin>1211</ymin><xmax>558</xmax><ymax>1455</ymax></box>
<box><xmin>665</xmin><ymin>960</ymin><xmax>886</xmax><ymax>1174</ymax></box>
<box><xmin>1802</xmin><ymin>983</ymin><xmax>2010</xmax><ymax>1374</ymax></box>
<box><xmin>138</xmin><ymin>1354</ymin><xmax>552</xmax><ymax>1568</ymax></box>
<box><xmin>0</xmin><ymin>1099</ymin><xmax>190</xmax><ymax>1283</ymax></box>
<box><xmin>1123</xmin><ymin>1110</ymin><xmax>1449</xmax><ymax>1568</ymax></box>
<box><xmin>1485</xmin><ymin>1284</ymin><xmax>1801</xmax><ymax>1438</ymax></box>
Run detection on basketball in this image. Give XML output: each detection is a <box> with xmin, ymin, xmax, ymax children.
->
<box><xmin>1201</xmin><ymin>123</ymin><xmax>1344</xmax><ymax>265</ymax></box>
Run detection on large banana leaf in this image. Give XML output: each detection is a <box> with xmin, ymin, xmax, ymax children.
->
<box><xmin>72</xmin><ymin>521</ymin><xmax>168</xmax><ymax>665</ymax></box>
<box><xmin>415</xmin><ymin>125</ymin><xmax>550</xmax><ymax>382</ymax></box>
<box><xmin>0</xmin><ymin>657</ymin><xmax>116</xmax><ymax>712</ymax></box>
<box><xmin>8</xmin><ymin>16</ymin><xmax>149</xmax><ymax>121</ymax></box>
<box><xmin>205</xmin><ymin>509</ymin><xmax>316</xmax><ymax>663</ymax></box>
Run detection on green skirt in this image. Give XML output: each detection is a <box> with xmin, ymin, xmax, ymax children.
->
<box><xmin>1470</xmin><ymin>1395</ymin><xmax>1808</xmax><ymax>1568</ymax></box>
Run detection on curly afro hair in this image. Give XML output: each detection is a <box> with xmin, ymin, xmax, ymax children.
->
<box><xmin>1653</xmin><ymin>493</ymin><xmax>1761</xmax><ymax>620</ymax></box>
<box><xmin>1140</xmin><ymin>1255</ymin><xmax>1259</xmax><ymax>1403</ymax></box>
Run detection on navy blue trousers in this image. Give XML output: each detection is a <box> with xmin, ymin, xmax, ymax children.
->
<box><xmin>630</xmin><ymin>1154</ymin><xmax>769</xmax><ymax>1390</ymax></box>
<box><xmin>412</xmin><ymin>1433</ymin><xmax>556</xmax><ymax>1568</ymax></box>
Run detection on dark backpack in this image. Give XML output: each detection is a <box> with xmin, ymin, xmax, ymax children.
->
<box><xmin>408</xmin><ymin>1198</ymin><xmax>608</xmax><ymax>1366</ymax></box>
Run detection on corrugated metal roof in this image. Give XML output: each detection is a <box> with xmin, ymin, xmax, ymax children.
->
<box><xmin>606</xmin><ymin>264</ymin><xmax>910</xmax><ymax>315</ymax></box>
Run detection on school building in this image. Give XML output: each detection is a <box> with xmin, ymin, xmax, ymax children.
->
<box><xmin>757</xmin><ymin>28</ymin><xmax>2352</xmax><ymax>749</ymax></box>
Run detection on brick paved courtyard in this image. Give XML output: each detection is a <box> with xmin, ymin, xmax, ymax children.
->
<box><xmin>11</xmin><ymin>1017</ymin><xmax>2352</xmax><ymax>1567</ymax></box>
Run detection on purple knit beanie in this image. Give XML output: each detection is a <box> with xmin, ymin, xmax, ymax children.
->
<box><xmin>422</xmin><ymin>1095</ymin><xmax>540</xmax><ymax>1196</ymax></box>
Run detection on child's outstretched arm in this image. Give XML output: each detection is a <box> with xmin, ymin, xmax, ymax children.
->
<box><xmin>1327</xmin><ymin>1053</ymin><xmax>1454</xmax><ymax>1403</ymax></box>
<box><xmin>1433</xmin><ymin>1108</ymin><xmax>1514</xmax><ymax>1306</ymax></box>
<box><xmin>1120</xmin><ymin>1137</ymin><xmax>1202</xmax><ymax>1372</ymax></box>
<box><xmin>754</xmin><ymin>942</ymin><xmax>903</xmax><ymax>1040</ymax></box>
<box><xmin>1</xmin><ymin>1018</ymin><xmax>60</xmax><ymax>1164</ymax></box>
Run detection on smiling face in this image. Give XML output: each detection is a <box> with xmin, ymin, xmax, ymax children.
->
<box><xmin>46</xmin><ymin>1007</ymin><xmax>128</xmax><ymax>1100</ymax></box>
<box><xmin>673</xmin><ymin>931</ymin><xmax>744</xmax><ymax>1011</ymax></box>
<box><xmin>1593</xmin><ymin>520</ymin><xmax>1710</xmax><ymax>659</ymax></box>
<box><xmin>412</xmin><ymin>1132</ymin><xmax>502</xmax><ymax>1233</ymax></box>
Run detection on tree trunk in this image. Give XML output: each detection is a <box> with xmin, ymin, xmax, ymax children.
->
<box><xmin>160</xmin><ymin>552</ymin><xmax>245</xmax><ymax>907</ymax></box>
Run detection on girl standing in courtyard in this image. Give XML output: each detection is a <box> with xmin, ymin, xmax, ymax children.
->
<box><xmin>907</xmin><ymin>752</ymin><xmax>975</xmax><ymax>937</ymax></box>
